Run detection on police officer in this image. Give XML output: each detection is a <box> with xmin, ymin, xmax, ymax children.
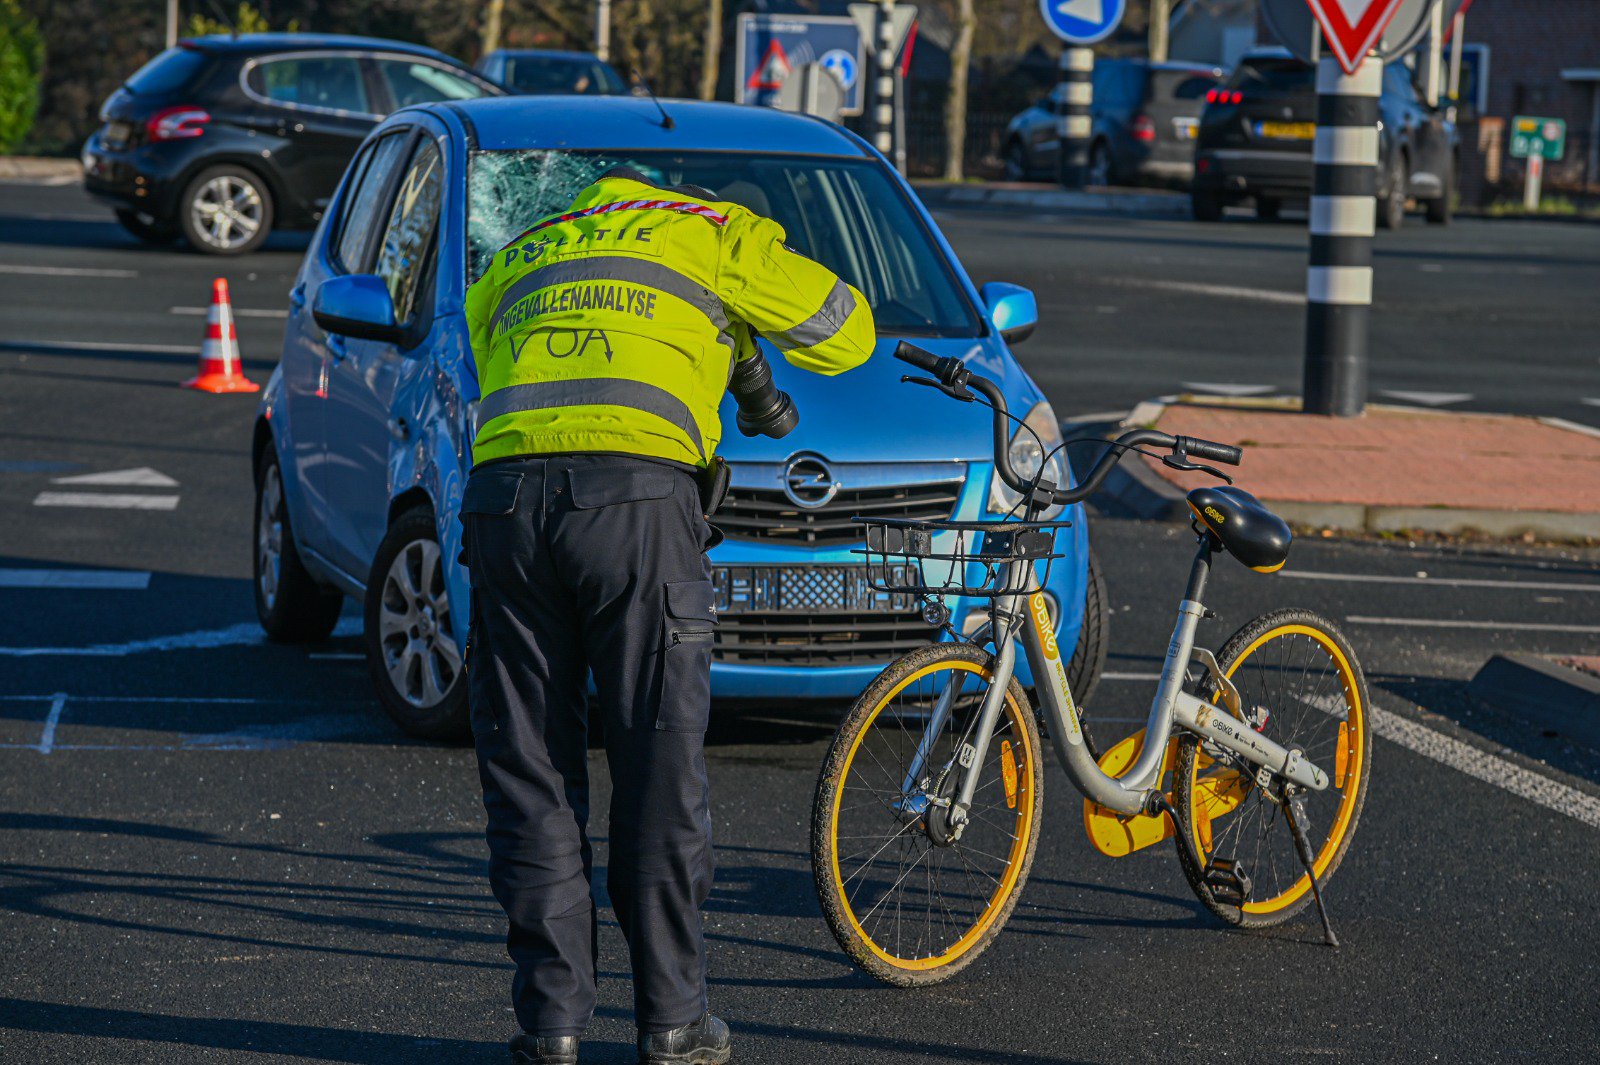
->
<box><xmin>461</xmin><ymin>168</ymin><xmax>874</xmax><ymax>1064</ymax></box>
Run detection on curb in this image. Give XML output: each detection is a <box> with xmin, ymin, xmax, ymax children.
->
<box><xmin>1089</xmin><ymin>398</ymin><xmax>1600</xmax><ymax>542</ymax></box>
<box><xmin>0</xmin><ymin>157</ymin><xmax>81</xmax><ymax>182</ymax></box>
<box><xmin>1469</xmin><ymin>654</ymin><xmax>1600</xmax><ymax>751</ymax></box>
<box><xmin>913</xmin><ymin>182</ymin><xmax>1190</xmax><ymax>219</ymax></box>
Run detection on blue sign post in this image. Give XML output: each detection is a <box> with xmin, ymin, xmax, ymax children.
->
<box><xmin>1037</xmin><ymin>0</ymin><xmax>1126</xmax><ymax>46</ymax></box>
<box><xmin>1038</xmin><ymin>0</ymin><xmax>1125</xmax><ymax>187</ymax></box>
<box><xmin>735</xmin><ymin>14</ymin><xmax>865</xmax><ymax>116</ymax></box>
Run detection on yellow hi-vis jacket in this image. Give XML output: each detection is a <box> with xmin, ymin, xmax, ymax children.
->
<box><xmin>465</xmin><ymin>173</ymin><xmax>875</xmax><ymax>468</ymax></box>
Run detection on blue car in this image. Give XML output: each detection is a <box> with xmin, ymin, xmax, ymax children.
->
<box><xmin>251</xmin><ymin>95</ymin><xmax>1107</xmax><ymax>738</ymax></box>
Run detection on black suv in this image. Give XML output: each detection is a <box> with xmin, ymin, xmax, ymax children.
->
<box><xmin>82</xmin><ymin>34</ymin><xmax>501</xmax><ymax>254</ymax></box>
<box><xmin>1191</xmin><ymin>49</ymin><xmax>1457</xmax><ymax>227</ymax></box>
<box><xmin>1002</xmin><ymin>60</ymin><xmax>1222</xmax><ymax>185</ymax></box>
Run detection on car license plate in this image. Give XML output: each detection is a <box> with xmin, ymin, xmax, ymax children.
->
<box><xmin>712</xmin><ymin>565</ymin><xmax>916</xmax><ymax>615</ymax></box>
<box><xmin>103</xmin><ymin>121</ymin><xmax>133</xmax><ymax>149</ymax></box>
<box><xmin>1255</xmin><ymin>121</ymin><xmax>1315</xmax><ymax>140</ymax></box>
<box><xmin>1173</xmin><ymin>118</ymin><xmax>1198</xmax><ymax>140</ymax></box>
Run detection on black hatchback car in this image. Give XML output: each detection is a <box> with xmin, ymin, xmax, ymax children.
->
<box><xmin>1191</xmin><ymin>49</ymin><xmax>1456</xmax><ymax>227</ymax></box>
<box><xmin>82</xmin><ymin>34</ymin><xmax>501</xmax><ymax>254</ymax></box>
<box><xmin>1002</xmin><ymin>60</ymin><xmax>1223</xmax><ymax>185</ymax></box>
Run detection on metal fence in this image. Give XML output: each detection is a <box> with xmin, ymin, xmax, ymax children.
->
<box><xmin>904</xmin><ymin>110</ymin><xmax>1018</xmax><ymax>180</ymax></box>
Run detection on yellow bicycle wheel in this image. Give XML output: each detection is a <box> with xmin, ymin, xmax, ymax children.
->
<box><xmin>811</xmin><ymin>643</ymin><xmax>1042</xmax><ymax>986</ymax></box>
<box><xmin>1173</xmin><ymin>608</ymin><xmax>1371</xmax><ymax>927</ymax></box>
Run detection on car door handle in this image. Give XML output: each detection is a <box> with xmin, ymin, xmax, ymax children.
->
<box><xmin>388</xmin><ymin>416</ymin><xmax>410</xmax><ymax>441</ymax></box>
<box><xmin>327</xmin><ymin>334</ymin><xmax>347</xmax><ymax>362</ymax></box>
<box><xmin>289</xmin><ymin>283</ymin><xmax>306</xmax><ymax>311</ymax></box>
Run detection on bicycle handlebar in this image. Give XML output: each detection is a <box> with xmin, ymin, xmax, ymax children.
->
<box><xmin>892</xmin><ymin>341</ymin><xmax>1242</xmax><ymax>509</ymax></box>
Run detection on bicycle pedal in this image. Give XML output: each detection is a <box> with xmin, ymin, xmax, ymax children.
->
<box><xmin>1203</xmin><ymin>856</ymin><xmax>1253</xmax><ymax>907</ymax></box>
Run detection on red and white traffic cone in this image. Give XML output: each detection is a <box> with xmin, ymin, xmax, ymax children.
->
<box><xmin>182</xmin><ymin>277</ymin><xmax>259</xmax><ymax>393</ymax></box>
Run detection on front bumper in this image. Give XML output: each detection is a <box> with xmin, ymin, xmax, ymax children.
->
<box><xmin>80</xmin><ymin>133</ymin><xmax>186</xmax><ymax>218</ymax></box>
<box><xmin>1194</xmin><ymin>148</ymin><xmax>1312</xmax><ymax>199</ymax></box>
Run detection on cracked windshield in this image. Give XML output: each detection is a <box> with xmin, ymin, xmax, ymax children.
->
<box><xmin>467</xmin><ymin>150</ymin><xmax>982</xmax><ymax>337</ymax></box>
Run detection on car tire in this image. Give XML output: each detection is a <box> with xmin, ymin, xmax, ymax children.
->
<box><xmin>1191</xmin><ymin>189</ymin><xmax>1224</xmax><ymax>222</ymax></box>
<box><xmin>115</xmin><ymin>207</ymin><xmax>178</xmax><ymax>245</ymax></box>
<box><xmin>1087</xmin><ymin>141</ymin><xmax>1114</xmax><ymax>187</ymax></box>
<box><xmin>364</xmin><ymin>507</ymin><xmax>469</xmax><ymax>741</ymax></box>
<box><xmin>1002</xmin><ymin>140</ymin><xmax>1029</xmax><ymax>181</ymax></box>
<box><xmin>254</xmin><ymin>451</ymin><xmax>344</xmax><ymax>643</ymax></box>
<box><xmin>179</xmin><ymin>164</ymin><xmax>274</xmax><ymax>255</ymax></box>
<box><xmin>1378</xmin><ymin>153</ymin><xmax>1406</xmax><ymax>230</ymax></box>
<box><xmin>1254</xmin><ymin>196</ymin><xmax>1281</xmax><ymax>221</ymax></box>
<box><xmin>1066</xmin><ymin>547</ymin><xmax>1109</xmax><ymax>723</ymax></box>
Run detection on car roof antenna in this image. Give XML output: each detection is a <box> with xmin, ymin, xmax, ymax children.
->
<box><xmin>632</xmin><ymin>71</ymin><xmax>675</xmax><ymax>130</ymax></box>
<box><xmin>202</xmin><ymin>0</ymin><xmax>239</xmax><ymax>36</ymax></box>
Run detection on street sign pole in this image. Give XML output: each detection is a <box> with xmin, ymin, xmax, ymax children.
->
<box><xmin>1525</xmin><ymin>154</ymin><xmax>1543</xmax><ymax>210</ymax></box>
<box><xmin>1304</xmin><ymin>53</ymin><xmax>1381</xmax><ymax>418</ymax></box>
<box><xmin>595</xmin><ymin>0</ymin><xmax>612</xmax><ymax>62</ymax></box>
<box><xmin>1059</xmin><ymin>47</ymin><xmax>1094</xmax><ymax>187</ymax></box>
<box><xmin>874</xmin><ymin>0</ymin><xmax>896</xmax><ymax>162</ymax></box>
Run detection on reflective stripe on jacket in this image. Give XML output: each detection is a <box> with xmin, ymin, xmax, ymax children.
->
<box><xmin>465</xmin><ymin>174</ymin><xmax>875</xmax><ymax>467</ymax></box>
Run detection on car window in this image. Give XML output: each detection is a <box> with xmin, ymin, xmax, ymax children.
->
<box><xmin>504</xmin><ymin>56</ymin><xmax>626</xmax><ymax>95</ymax></box>
<box><xmin>125</xmin><ymin>46</ymin><xmax>212</xmax><ymax>95</ymax></box>
<box><xmin>336</xmin><ymin>133</ymin><xmax>409</xmax><ymax>271</ymax></box>
<box><xmin>376</xmin><ymin>59</ymin><xmax>487</xmax><ymax>107</ymax></box>
<box><xmin>1230</xmin><ymin>57</ymin><xmax>1313</xmax><ymax>94</ymax></box>
<box><xmin>1159</xmin><ymin>73</ymin><xmax>1220</xmax><ymax>101</ymax></box>
<box><xmin>251</xmin><ymin>55</ymin><xmax>371</xmax><ymax>114</ymax></box>
<box><xmin>467</xmin><ymin>149</ymin><xmax>983</xmax><ymax>337</ymax></box>
<box><xmin>373</xmin><ymin>138</ymin><xmax>444</xmax><ymax>324</ymax></box>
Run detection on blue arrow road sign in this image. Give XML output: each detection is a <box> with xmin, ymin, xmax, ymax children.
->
<box><xmin>820</xmin><ymin>48</ymin><xmax>858</xmax><ymax>91</ymax></box>
<box><xmin>1038</xmin><ymin>0</ymin><xmax>1126</xmax><ymax>45</ymax></box>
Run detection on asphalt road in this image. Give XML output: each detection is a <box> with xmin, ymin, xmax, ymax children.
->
<box><xmin>2</xmin><ymin>182</ymin><xmax>1599</xmax><ymax>1063</ymax></box>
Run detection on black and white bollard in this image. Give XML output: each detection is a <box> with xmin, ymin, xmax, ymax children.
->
<box><xmin>1058</xmin><ymin>47</ymin><xmax>1093</xmax><ymax>188</ymax></box>
<box><xmin>1303</xmin><ymin>53</ymin><xmax>1380</xmax><ymax>418</ymax></box>
<box><xmin>874</xmin><ymin>0</ymin><xmax>896</xmax><ymax>162</ymax></box>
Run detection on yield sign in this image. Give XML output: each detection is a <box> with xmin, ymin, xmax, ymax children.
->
<box><xmin>1304</xmin><ymin>0</ymin><xmax>1410</xmax><ymax>75</ymax></box>
<box><xmin>746</xmin><ymin>39</ymin><xmax>791</xmax><ymax>92</ymax></box>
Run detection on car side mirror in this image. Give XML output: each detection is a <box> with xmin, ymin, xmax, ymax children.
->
<box><xmin>980</xmin><ymin>282</ymin><xmax>1038</xmax><ymax>345</ymax></box>
<box><xmin>312</xmin><ymin>274</ymin><xmax>401</xmax><ymax>343</ymax></box>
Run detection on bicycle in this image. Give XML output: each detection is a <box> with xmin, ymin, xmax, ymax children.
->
<box><xmin>810</xmin><ymin>342</ymin><xmax>1371</xmax><ymax>986</ymax></box>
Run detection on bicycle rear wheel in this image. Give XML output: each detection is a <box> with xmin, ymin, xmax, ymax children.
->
<box><xmin>1173</xmin><ymin>608</ymin><xmax>1371</xmax><ymax>927</ymax></box>
<box><xmin>812</xmin><ymin>643</ymin><xmax>1042</xmax><ymax>986</ymax></box>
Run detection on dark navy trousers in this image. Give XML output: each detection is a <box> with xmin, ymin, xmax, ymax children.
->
<box><xmin>461</xmin><ymin>454</ymin><xmax>718</xmax><ymax>1037</ymax></box>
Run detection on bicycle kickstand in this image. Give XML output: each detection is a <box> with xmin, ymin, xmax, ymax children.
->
<box><xmin>1283</xmin><ymin>795</ymin><xmax>1340</xmax><ymax>950</ymax></box>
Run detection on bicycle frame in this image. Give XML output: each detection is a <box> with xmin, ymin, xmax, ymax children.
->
<box><xmin>907</xmin><ymin>538</ymin><xmax>1331</xmax><ymax>826</ymax></box>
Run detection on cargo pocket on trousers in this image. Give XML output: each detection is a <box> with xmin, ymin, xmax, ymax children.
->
<box><xmin>658</xmin><ymin>579</ymin><xmax>717</xmax><ymax>732</ymax></box>
<box><xmin>458</xmin><ymin>468</ymin><xmax>524</xmax><ymax>579</ymax></box>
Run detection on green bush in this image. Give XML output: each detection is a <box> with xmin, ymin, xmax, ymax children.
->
<box><xmin>0</xmin><ymin>0</ymin><xmax>44</xmax><ymax>153</ymax></box>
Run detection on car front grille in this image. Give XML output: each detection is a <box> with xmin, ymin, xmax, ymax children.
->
<box><xmin>713</xmin><ymin>610</ymin><xmax>935</xmax><ymax>666</ymax></box>
<box><xmin>717</xmin><ymin>479</ymin><xmax>964</xmax><ymax>546</ymax></box>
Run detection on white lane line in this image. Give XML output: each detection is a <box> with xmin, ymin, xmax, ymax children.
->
<box><xmin>0</xmin><ymin>569</ymin><xmax>151</xmax><ymax>590</ymax></box>
<box><xmin>1377</xmin><ymin>389</ymin><xmax>1474</xmax><ymax>407</ymax></box>
<box><xmin>52</xmin><ymin>467</ymin><xmax>178</xmax><ymax>487</ymax></box>
<box><xmin>0</xmin><ymin>264</ymin><xmax>136</xmax><ymax>278</ymax></box>
<box><xmin>33</xmin><ymin>492</ymin><xmax>179</xmax><ymax>511</ymax></box>
<box><xmin>0</xmin><ymin>617</ymin><xmax>361</xmax><ymax>657</ymax></box>
<box><xmin>1283</xmin><ymin>570</ymin><xmax>1600</xmax><ymax>594</ymax></box>
<box><xmin>1181</xmin><ymin>382</ymin><xmax>1277</xmax><ymax>397</ymax></box>
<box><xmin>36</xmin><ymin>693</ymin><xmax>66</xmax><ymax>754</ymax></box>
<box><xmin>170</xmin><ymin>305</ymin><xmax>288</xmax><ymax>319</ymax></box>
<box><xmin>6</xmin><ymin>339</ymin><xmax>191</xmax><ymax>354</ymax></box>
<box><xmin>1374</xmin><ymin>700</ymin><xmax>1600</xmax><ymax>830</ymax></box>
<box><xmin>1140</xmin><ymin>279</ymin><xmax>1305</xmax><ymax>306</ymax></box>
<box><xmin>1346</xmin><ymin>616</ymin><xmax>1600</xmax><ymax>634</ymax></box>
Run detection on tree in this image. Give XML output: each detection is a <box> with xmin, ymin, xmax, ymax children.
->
<box><xmin>699</xmin><ymin>0</ymin><xmax>722</xmax><ymax>101</ymax></box>
<box><xmin>0</xmin><ymin>0</ymin><xmax>43</xmax><ymax>152</ymax></box>
<box><xmin>480</xmin><ymin>0</ymin><xmax>506</xmax><ymax>57</ymax></box>
<box><xmin>184</xmin><ymin>1</ymin><xmax>294</xmax><ymax>36</ymax></box>
<box><xmin>943</xmin><ymin>0</ymin><xmax>975</xmax><ymax>180</ymax></box>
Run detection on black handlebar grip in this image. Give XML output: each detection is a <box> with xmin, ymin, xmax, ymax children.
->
<box><xmin>1176</xmin><ymin>435</ymin><xmax>1243</xmax><ymax>466</ymax></box>
<box><xmin>893</xmin><ymin>341</ymin><xmax>942</xmax><ymax>373</ymax></box>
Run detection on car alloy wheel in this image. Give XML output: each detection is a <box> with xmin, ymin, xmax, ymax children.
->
<box><xmin>376</xmin><ymin>538</ymin><xmax>462</xmax><ymax>709</ymax></box>
<box><xmin>256</xmin><ymin>463</ymin><xmax>284</xmax><ymax>613</ymax></box>
<box><xmin>190</xmin><ymin>173</ymin><xmax>264</xmax><ymax>252</ymax></box>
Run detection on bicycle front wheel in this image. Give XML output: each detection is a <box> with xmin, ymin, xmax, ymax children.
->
<box><xmin>1173</xmin><ymin>608</ymin><xmax>1371</xmax><ymax>927</ymax></box>
<box><xmin>811</xmin><ymin>643</ymin><xmax>1042</xmax><ymax>986</ymax></box>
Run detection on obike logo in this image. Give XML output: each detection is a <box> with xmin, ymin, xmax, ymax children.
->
<box><xmin>1204</xmin><ymin>505</ymin><xmax>1227</xmax><ymax>525</ymax></box>
<box><xmin>1030</xmin><ymin>594</ymin><xmax>1058</xmax><ymax>659</ymax></box>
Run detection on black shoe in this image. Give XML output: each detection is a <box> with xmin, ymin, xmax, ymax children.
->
<box><xmin>637</xmin><ymin>1013</ymin><xmax>731</xmax><ymax>1064</ymax></box>
<box><xmin>509</xmin><ymin>1033</ymin><xmax>579</xmax><ymax>1064</ymax></box>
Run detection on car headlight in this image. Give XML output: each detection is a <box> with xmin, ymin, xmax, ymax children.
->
<box><xmin>988</xmin><ymin>400</ymin><xmax>1069</xmax><ymax>519</ymax></box>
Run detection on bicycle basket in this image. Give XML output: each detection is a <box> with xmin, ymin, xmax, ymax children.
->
<box><xmin>852</xmin><ymin>516</ymin><xmax>1072</xmax><ymax>599</ymax></box>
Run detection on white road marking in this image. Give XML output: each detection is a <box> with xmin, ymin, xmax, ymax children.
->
<box><xmin>51</xmin><ymin>467</ymin><xmax>178</xmax><ymax>488</ymax></box>
<box><xmin>1181</xmin><ymin>382</ymin><xmax>1277</xmax><ymax>397</ymax></box>
<box><xmin>11</xmin><ymin>339</ymin><xmax>191</xmax><ymax>354</ymax></box>
<box><xmin>0</xmin><ymin>264</ymin><xmax>136</xmax><ymax>278</ymax></box>
<box><xmin>1283</xmin><ymin>570</ymin><xmax>1600</xmax><ymax>594</ymax></box>
<box><xmin>1378</xmin><ymin>389</ymin><xmax>1474</xmax><ymax>407</ymax></box>
<box><xmin>1346</xmin><ymin>616</ymin><xmax>1600</xmax><ymax>634</ymax></box>
<box><xmin>170</xmin><ymin>305</ymin><xmax>288</xmax><ymax>319</ymax></box>
<box><xmin>36</xmin><ymin>692</ymin><xmax>66</xmax><ymax>754</ymax></box>
<box><xmin>0</xmin><ymin>617</ymin><xmax>361</xmax><ymax>657</ymax></box>
<box><xmin>33</xmin><ymin>492</ymin><xmax>179</xmax><ymax>511</ymax></box>
<box><xmin>0</xmin><ymin>569</ymin><xmax>151</xmax><ymax>590</ymax></box>
<box><xmin>1127</xmin><ymin>278</ymin><xmax>1305</xmax><ymax>306</ymax></box>
<box><xmin>1299</xmin><ymin>691</ymin><xmax>1600</xmax><ymax>830</ymax></box>
<box><xmin>1585</xmin><ymin>398</ymin><xmax>1600</xmax><ymax>408</ymax></box>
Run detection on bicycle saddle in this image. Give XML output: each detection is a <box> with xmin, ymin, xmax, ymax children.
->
<box><xmin>1186</xmin><ymin>485</ymin><xmax>1291</xmax><ymax>573</ymax></box>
